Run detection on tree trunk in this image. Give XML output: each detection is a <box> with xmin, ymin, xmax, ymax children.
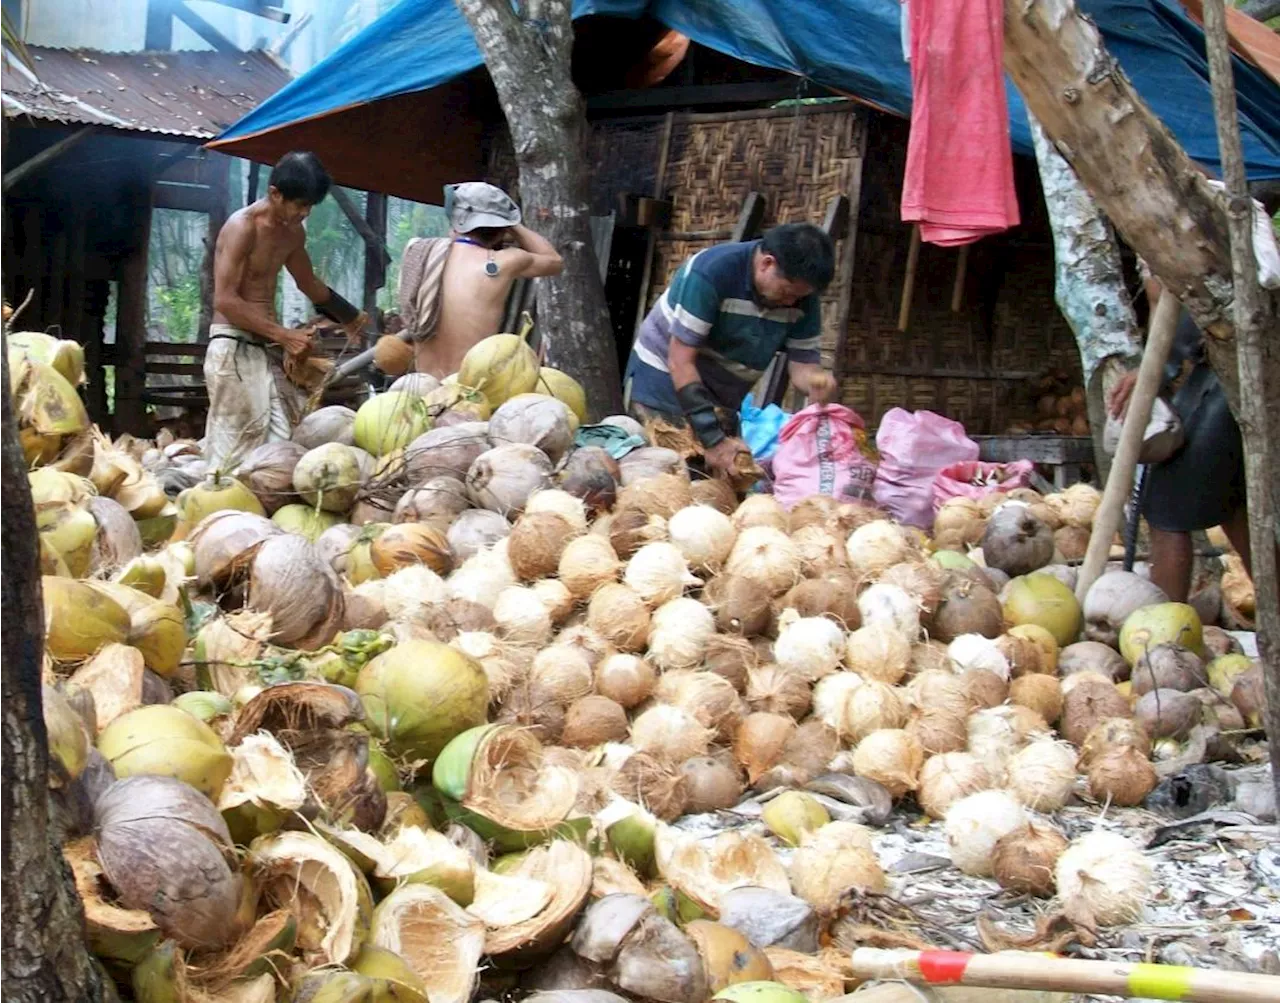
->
<box><xmin>1027</xmin><ymin>115</ymin><xmax>1142</xmax><ymax>483</ymax></box>
<box><xmin>1202</xmin><ymin>0</ymin><xmax>1280</xmax><ymax>811</ymax></box>
<box><xmin>1</xmin><ymin>339</ymin><xmax>115</xmax><ymax>1003</ymax></box>
<box><xmin>454</xmin><ymin>0</ymin><xmax>623</xmax><ymax>418</ymax></box>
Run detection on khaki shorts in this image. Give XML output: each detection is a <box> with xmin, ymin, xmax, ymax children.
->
<box><xmin>203</xmin><ymin>326</ymin><xmax>305</xmax><ymax>470</ymax></box>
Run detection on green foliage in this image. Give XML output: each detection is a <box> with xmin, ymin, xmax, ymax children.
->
<box><xmin>380</xmin><ymin>199</ymin><xmax>449</xmax><ymax>311</ymax></box>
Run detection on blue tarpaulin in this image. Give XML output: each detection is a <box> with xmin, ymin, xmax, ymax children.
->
<box><xmin>215</xmin><ymin>0</ymin><xmax>1280</xmax><ymax>179</ymax></box>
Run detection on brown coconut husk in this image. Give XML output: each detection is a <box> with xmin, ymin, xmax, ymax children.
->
<box><xmin>774</xmin><ymin>573</ymin><xmax>862</xmax><ymax>630</ymax></box>
<box><xmin>703</xmin><ymin>634</ymin><xmax>758</xmax><ymax>692</ymax></box>
<box><xmin>680</xmin><ymin>757</ymin><xmax>746</xmax><ymax>813</ymax></box>
<box><xmin>657</xmin><ymin>670</ymin><xmax>746</xmax><ymax>741</ymax></box>
<box><xmin>906</xmin><ymin>710</ymin><xmax>969</xmax><ymax>755</ymax></box>
<box><xmin>609</xmin><ymin>507</ymin><xmax>668</xmax><ymax>559</ymax></box>
<box><xmin>932</xmin><ymin>574</ymin><xmax>1004</xmax><ymax>642</ymax></box>
<box><xmin>561</xmin><ymin>695</ymin><xmax>630</xmax><ymax>748</ymax></box>
<box><xmin>703</xmin><ymin>574</ymin><xmax>774</xmax><ymax>636</ymax></box>
<box><xmin>509</xmin><ymin>512</ymin><xmax>579</xmax><ymax>581</ymax></box>
<box><xmin>690</xmin><ymin>477</ymin><xmax>739</xmax><ymax>516</ymax></box>
<box><xmin>961</xmin><ymin>668</ymin><xmax>1010</xmax><ymax>710</ymax></box>
<box><xmin>369</xmin><ymin>522</ymin><xmax>453</xmax><ymax>577</ymax></box>
<box><xmin>734</xmin><ymin>712</ymin><xmax>796</xmax><ymax>784</ymax></box>
<box><xmin>1087</xmin><ymin>745</ymin><xmax>1157</xmax><ymax>805</ymax></box>
<box><xmin>1061</xmin><ymin>677</ymin><xmax>1133</xmax><ymax>746</ymax></box>
<box><xmin>613</xmin><ymin>752</ymin><xmax>688</xmax><ymax>821</ymax></box>
<box><xmin>991</xmin><ymin>822</ymin><xmax>1067</xmax><ymax>897</ymax></box>
<box><xmin>774</xmin><ymin>720</ymin><xmax>840</xmax><ymax>783</ymax></box>
<box><xmin>586</xmin><ymin>583</ymin><xmax>651</xmax><ymax>652</ymax></box>
<box><xmin>746</xmin><ymin>664</ymin><xmax>813</xmax><ymax>720</ymax></box>
<box><xmin>996</xmin><ymin>633</ymin><xmax>1048</xmax><ymax>678</ymax></box>
<box><xmin>247</xmin><ymin>535</ymin><xmax>345</xmax><ymax>650</ymax></box>
<box><xmin>1009</xmin><ymin>673</ymin><xmax>1064</xmax><ymax>724</ymax></box>
<box><xmin>617</xmin><ymin>473</ymin><xmax>694</xmax><ymax>520</ymax></box>
<box><xmin>497</xmin><ymin>681</ymin><xmax>567</xmax><ymax>745</ymax></box>
<box><xmin>788</xmin><ymin>495</ymin><xmax>842</xmax><ymax>532</ymax></box>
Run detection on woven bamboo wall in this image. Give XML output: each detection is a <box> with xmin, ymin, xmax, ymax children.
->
<box><xmin>839</xmin><ymin>115</ymin><xmax>1082</xmax><ymax>433</ymax></box>
<box><xmin>649</xmin><ymin>105</ymin><xmax>866</xmax><ymax>370</ymax></box>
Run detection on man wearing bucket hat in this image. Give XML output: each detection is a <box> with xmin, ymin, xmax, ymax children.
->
<box><xmin>403</xmin><ymin>181</ymin><xmax>563</xmax><ymax>378</ymax></box>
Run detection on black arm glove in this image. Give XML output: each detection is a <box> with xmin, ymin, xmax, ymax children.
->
<box><xmin>676</xmin><ymin>381</ymin><xmax>727</xmax><ymax>449</ymax></box>
<box><xmin>315</xmin><ymin>286</ymin><xmax>361</xmax><ymax>325</ymax></box>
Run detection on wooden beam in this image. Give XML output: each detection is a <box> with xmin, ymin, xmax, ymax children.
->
<box><xmin>145</xmin><ymin>0</ymin><xmax>174</xmax><ymax>49</ymax></box>
<box><xmin>587</xmin><ymin>80</ymin><xmax>820</xmax><ymax>113</ymax></box>
<box><xmin>331</xmin><ymin>187</ymin><xmax>391</xmax><ymax>266</ymax></box>
<box><xmin>363</xmin><ymin>191</ymin><xmax>388</xmax><ymax>326</ymax></box>
<box><xmin>269</xmin><ymin>10</ymin><xmax>312</xmax><ymax>57</ymax></box>
<box><xmin>172</xmin><ymin>1</ymin><xmax>238</xmax><ymax>53</ymax></box>
<box><xmin>152</xmin><ymin>183</ymin><xmax>218</xmax><ymax>213</ymax></box>
<box><xmin>730</xmin><ymin>191</ymin><xmax>767</xmax><ymax>242</ymax></box>
<box><xmin>247</xmin><ymin>161</ymin><xmax>261</xmax><ymax>203</ymax></box>
<box><xmin>3</xmin><ymin>127</ymin><xmax>94</xmax><ymax>192</ymax></box>
<box><xmin>831</xmin><ymin>117</ymin><xmax>868</xmax><ymax>385</ymax></box>
<box><xmin>631</xmin><ymin>111</ymin><xmax>676</xmax><ymax>344</ymax></box>
<box><xmin>113</xmin><ymin>187</ymin><xmax>154</xmax><ymax>435</ymax></box>
<box><xmin>200</xmin><ymin>0</ymin><xmax>289</xmax><ymax>23</ymax></box>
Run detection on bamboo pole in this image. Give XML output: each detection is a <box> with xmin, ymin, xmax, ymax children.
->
<box><xmin>849</xmin><ymin>948</ymin><xmax>1280</xmax><ymax>1003</ymax></box>
<box><xmin>1074</xmin><ymin>290</ymin><xmax>1181</xmax><ymax>602</ymax></box>
<box><xmin>1202</xmin><ymin>0</ymin><xmax>1280</xmax><ymax>807</ymax></box>
<box><xmin>897</xmin><ymin>225</ymin><xmax>921</xmax><ymax>331</ymax></box>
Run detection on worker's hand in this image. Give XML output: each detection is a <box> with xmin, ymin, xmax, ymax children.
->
<box><xmin>1108</xmin><ymin>370</ymin><xmax>1138</xmax><ymax>420</ymax></box>
<box><xmin>804</xmin><ymin>369</ymin><xmax>837</xmax><ymax>404</ymax></box>
<box><xmin>280</xmin><ymin>326</ymin><xmax>315</xmax><ymax>358</ymax></box>
<box><xmin>704</xmin><ymin>436</ymin><xmax>750</xmax><ymax>475</ymax></box>
<box><xmin>341</xmin><ymin>311</ymin><xmax>369</xmax><ymax>348</ymax></box>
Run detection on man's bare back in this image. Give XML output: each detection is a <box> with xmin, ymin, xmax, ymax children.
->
<box><xmin>413</xmin><ymin>224</ymin><xmax>564</xmax><ymax>379</ymax></box>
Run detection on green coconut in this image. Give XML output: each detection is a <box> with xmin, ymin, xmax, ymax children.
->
<box><xmin>1002</xmin><ymin>573</ymin><xmax>1083</xmax><ymax>648</ymax></box>
<box><xmin>136</xmin><ymin>503</ymin><xmax>180</xmax><ymax>548</ymax></box>
<box><xmin>602</xmin><ymin>801</ymin><xmax>659</xmax><ymax>877</ymax></box>
<box><xmin>295</xmin><ymin>443</ymin><xmax>366</xmax><ymax>513</ymax></box>
<box><xmin>173</xmin><ymin>690</ymin><xmax>234</xmax><ymax>724</ymax></box>
<box><xmin>354</xmin><ymin>391</ymin><xmax>433</xmax><ymax>457</ymax></box>
<box><xmin>368</xmin><ymin>743</ymin><xmax>402</xmax><ymax>792</ymax></box>
<box><xmin>29</xmin><ymin>467</ymin><xmax>96</xmax><ymax>506</ymax></box>
<box><xmin>43</xmin><ymin>575</ymin><xmax>131</xmax><ymax>662</ymax></box>
<box><xmin>1208</xmin><ymin>653</ymin><xmax>1254</xmax><ymax>698</ymax></box>
<box><xmin>457</xmin><ymin>333</ymin><xmax>539</xmax><ymax>407</ymax></box>
<box><xmin>272</xmin><ymin>503</ymin><xmax>343</xmax><ymax>541</ymax></box>
<box><xmin>352</xmin><ymin>944</ymin><xmax>431</xmax><ymax>999</ymax></box>
<box><xmin>98</xmin><ymin>704</ymin><xmax>233</xmax><ymax>800</ymax></box>
<box><xmin>713</xmin><ymin>982</ymin><xmax>811</xmax><ymax>1003</ymax></box>
<box><xmin>1119</xmin><ymin>602</ymin><xmax>1205</xmax><ymax>665</ymax></box>
<box><xmin>37</xmin><ymin>500</ymin><xmax>98</xmax><ymax>578</ymax></box>
<box><xmin>9</xmin><ymin>330</ymin><xmax>86</xmax><ymax>385</ymax></box>
<box><xmin>761</xmin><ymin>791</ymin><xmax>830</xmax><ymax>846</ymax></box>
<box><xmin>356</xmin><ymin>640</ymin><xmax>488</xmax><ymax>763</ymax></box>
<box><xmin>13</xmin><ymin>357</ymin><xmax>89</xmax><ymax>462</ymax></box>
<box><xmin>535</xmin><ymin>367</ymin><xmax>588</xmax><ymax>424</ymax></box>
<box><xmin>431</xmin><ymin>724</ymin><xmax>586</xmax><ymax>852</ymax></box>
<box><xmin>176</xmin><ymin>474</ymin><xmax>265</xmax><ymax>526</ymax></box>
<box><xmin>931</xmin><ymin>549</ymin><xmax>977</xmax><ymax>571</ymax></box>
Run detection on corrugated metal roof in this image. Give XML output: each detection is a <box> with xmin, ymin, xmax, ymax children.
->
<box><xmin>2</xmin><ymin>46</ymin><xmax>291</xmax><ymax>139</ymax></box>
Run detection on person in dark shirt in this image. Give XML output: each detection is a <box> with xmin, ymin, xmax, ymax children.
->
<box><xmin>624</xmin><ymin>223</ymin><xmax>838</xmax><ymax>473</ymax></box>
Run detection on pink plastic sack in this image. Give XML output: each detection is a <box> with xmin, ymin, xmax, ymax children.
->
<box><xmin>772</xmin><ymin>404</ymin><xmax>878</xmax><ymax>510</ymax></box>
<box><xmin>933</xmin><ymin>459</ymin><xmax>1036</xmax><ymax>509</ymax></box>
<box><xmin>872</xmin><ymin>408</ymin><xmax>978</xmax><ymax>528</ymax></box>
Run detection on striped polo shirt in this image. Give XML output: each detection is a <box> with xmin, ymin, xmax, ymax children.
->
<box><xmin>626</xmin><ymin>240</ymin><xmax>822</xmax><ymax>414</ymax></box>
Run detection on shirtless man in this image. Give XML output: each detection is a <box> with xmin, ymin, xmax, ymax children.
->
<box><xmin>412</xmin><ymin>182</ymin><xmax>562</xmax><ymax>378</ymax></box>
<box><xmin>205</xmin><ymin>151</ymin><xmax>366</xmax><ymax>468</ymax></box>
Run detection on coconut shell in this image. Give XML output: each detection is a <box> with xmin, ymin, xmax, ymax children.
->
<box><xmin>734</xmin><ymin>712</ymin><xmax>796</xmax><ymax>784</ymax></box>
<box><xmin>704</xmin><ymin>574</ymin><xmax>774</xmax><ymax>636</ymax></box>
<box><xmin>1087</xmin><ymin>745</ymin><xmax>1157</xmax><ymax>806</ymax></box>
<box><xmin>775</xmin><ymin>574</ymin><xmax>861</xmax><ymax>629</ymax></box>
<box><xmin>906</xmin><ymin>710</ymin><xmax>968</xmax><ymax>755</ymax></box>
<box><xmin>680</xmin><ymin>757</ymin><xmax>746</xmax><ymax>813</ymax></box>
<box><xmin>992</xmin><ymin>822</ymin><xmax>1067</xmax><ymax>897</ymax></box>
<box><xmin>1134</xmin><ymin>688</ymin><xmax>1201</xmax><ymax>740</ymax></box>
<box><xmin>982</xmin><ymin>504</ymin><xmax>1054</xmax><ymax>576</ymax></box>
<box><xmin>508</xmin><ymin>512</ymin><xmax>578</xmax><ymax>581</ymax></box>
<box><xmin>1131</xmin><ymin>644</ymin><xmax>1203</xmax><ymax>696</ymax></box>
<box><xmin>701</xmin><ymin>634</ymin><xmax>757</xmax><ymax>693</ymax></box>
<box><xmin>1061</xmin><ymin>677</ymin><xmax>1132</xmax><ymax>746</ymax></box>
<box><xmin>610</xmin><ymin>911</ymin><xmax>708</xmax><ymax>1003</ymax></box>
<box><xmin>617</xmin><ymin>473</ymin><xmax>694</xmax><ymax>521</ymax></box>
<box><xmin>559</xmin><ymin>447</ymin><xmax>620</xmax><ymax>514</ymax></box>
<box><xmin>1059</xmin><ymin>640</ymin><xmax>1130</xmax><ymax>683</ymax></box>
<box><xmin>614</xmin><ymin>752</ymin><xmax>688</xmax><ymax>821</ymax></box>
<box><xmin>561</xmin><ymin>695</ymin><xmax>630</xmax><ymax>749</ymax></box>
<box><xmin>932</xmin><ymin>574</ymin><xmax>1003</xmax><ymax>642</ymax></box>
<box><xmin>497</xmin><ymin>682</ymin><xmax>566</xmax><ymax>744</ymax></box>
<box><xmin>961</xmin><ymin>669</ymin><xmax>1009</xmax><ymax>710</ymax></box>
<box><xmin>1009</xmin><ymin>674</ymin><xmax>1064</xmax><ymax>723</ymax></box>
<box><xmin>770</xmin><ymin>720</ymin><xmax>840</xmax><ymax>788</ymax></box>
<box><xmin>586</xmin><ymin>583</ymin><xmax>651</xmax><ymax>652</ymax></box>
<box><xmin>690</xmin><ymin>477</ymin><xmax>738</xmax><ymax>516</ymax></box>
<box><xmin>609</xmin><ymin>507</ymin><xmax>668</xmax><ymax>559</ymax></box>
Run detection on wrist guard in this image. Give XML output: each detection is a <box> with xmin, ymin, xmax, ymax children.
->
<box><xmin>676</xmin><ymin>381</ymin><xmax>727</xmax><ymax>449</ymax></box>
<box><xmin>316</xmin><ymin>287</ymin><xmax>360</xmax><ymax>325</ymax></box>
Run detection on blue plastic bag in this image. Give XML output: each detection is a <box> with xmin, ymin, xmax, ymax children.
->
<box><xmin>740</xmin><ymin>397</ymin><xmax>789</xmax><ymax>463</ymax></box>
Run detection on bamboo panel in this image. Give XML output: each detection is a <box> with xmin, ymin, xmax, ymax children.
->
<box><xmin>648</xmin><ymin>105</ymin><xmax>867</xmax><ymax>360</ymax></box>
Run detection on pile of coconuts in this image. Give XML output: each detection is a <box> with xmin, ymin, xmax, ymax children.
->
<box><xmin>25</xmin><ymin>329</ymin><xmax>1271</xmax><ymax>1003</ymax></box>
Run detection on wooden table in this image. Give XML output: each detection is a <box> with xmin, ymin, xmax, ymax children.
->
<box><xmin>972</xmin><ymin>435</ymin><xmax>1095</xmax><ymax>489</ymax></box>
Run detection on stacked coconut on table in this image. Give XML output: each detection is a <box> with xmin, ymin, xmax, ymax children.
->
<box><xmin>11</xmin><ymin>328</ymin><xmax>1271</xmax><ymax>1003</ymax></box>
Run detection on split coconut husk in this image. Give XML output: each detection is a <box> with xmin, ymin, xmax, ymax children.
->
<box><xmin>371</xmin><ymin>884</ymin><xmax>486</xmax><ymax>1003</ymax></box>
<box><xmin>655</xmin><ymin>828</ymin><xmax>791</xmax><ymax>917</ymax></box>
<box><xmin>65</xmin><ymin>836</ymin><xmax>161</xmax><ymax>965</ymax></box>
<box><xmin>67</xmin><ymin>643</ymin><xmax>147</xmax><ymax>731</ymax></box>
<box><xmin>247</xmin><ymin>829</ymin><xmax>374</xmax><ymax>965</ymax></box>
<box><xmin>216</xmin><ymin>732</ymin><xmax>309</xmax><ymax>844</ymax></box>
<box><xmin>473</xmin><ymin>839</ymin><xmax>593</xmax><ymax>964</ymax></box>
<box><xmin>432</xmin><ymin>724</ymin><xmax>584</xmax><ymax>851</ymax></box>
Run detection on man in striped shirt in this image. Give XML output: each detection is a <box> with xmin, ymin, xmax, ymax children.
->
<box><xmin>625</xmin><ymin>223</ymin><xmax>837</xmax><ymax>473</ymax></box>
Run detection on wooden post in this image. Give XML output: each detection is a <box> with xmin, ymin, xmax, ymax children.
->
<box><xmin>113</xmin><ymin>186</ymin><xmax>153</xmax><ymax>435</ymax></box>
<box><xmin>830</xmin><ymin>118</ymin><xmax>867</xmax><ymax>385</ymax></box>
<box><xmin>631</xmin><ymin>111</ymin><xmax>676</xmax><ymax>341</ymax></box>
<box><xmin>897</xmin><ymin>225</ymin><xmax>921</xmax><ymax>331</ymax></box>
<box><xmin>247</xmin><ymin>161</ymin><xmax>261</xmax><ymax>204</ymax></box>
<box><xmin>363</xmin><ymin>191</ymin><xmax>388</xmax><ymax>331</ymax></box>
<box><xmin>331</xmin><ymin>187</ymin><xmax>390</xmax><ymax>267</ymax></box>
<box><xmin>1202</xmin><ymin>0</ymin><xmax>1280</xmax><ymax>808</ymax></box>
<box><xmin>1075</xmin><ymin>290</ymin><xmax>1180</xmax><ymax>603</ymax></box>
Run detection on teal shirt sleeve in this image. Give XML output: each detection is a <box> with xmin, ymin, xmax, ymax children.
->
<box><xmin>667</xmin><ymin>265</ymin><xmax>721</xmax><ymax>348</ymax></box>
<box><xmin>784</xmin><ymin>294</ymin><xmax>822</xmax><ymax>364</ymax></box>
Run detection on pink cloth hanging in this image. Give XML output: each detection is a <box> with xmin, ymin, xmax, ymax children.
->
<box><xmin>900</xmin><ymin>0</ymin><xmax>1020</xmax><ymax>246</ymax></box>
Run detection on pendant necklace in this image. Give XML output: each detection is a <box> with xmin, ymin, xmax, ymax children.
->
<box><xmin>454</xmin><ymin>236</ymin><xmax>500</xmax><ymax>277</ymax></box>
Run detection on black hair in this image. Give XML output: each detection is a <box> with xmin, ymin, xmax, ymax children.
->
<box><xmin>464</xmin><ymin>226</ymin><xmax>509</xmax><ymax>248</ymax></box>
<box><xmin>268</xmin><ymin>151</ymin><xmax>331</xmax><ymax>206</ymax></box>
<box><xmin>759</xmin><ymin>223</ymin><xmax>836</xmax><ymax>290</ymax></box>
<box><xmin>1249</xmin><ymin>180</ymin><xmax>1280</xmax><ymax>218</ymax></box>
